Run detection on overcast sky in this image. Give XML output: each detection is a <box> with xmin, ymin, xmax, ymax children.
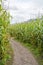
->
<box><xmin>3</xmin><ymin>0</ymin><xmax>43</xmax><ymax>23</ymax></box>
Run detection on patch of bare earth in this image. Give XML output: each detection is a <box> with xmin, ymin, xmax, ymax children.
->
<box><xmin>10</xmin><ymin>38</ymin><xmax>38</xmax><ymax>65</ymax></box>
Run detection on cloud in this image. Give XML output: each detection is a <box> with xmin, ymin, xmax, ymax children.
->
<box><xmin>7</xmin><ymin>0</ymin><xmax>43</xmax><ymax>23</ymax></box>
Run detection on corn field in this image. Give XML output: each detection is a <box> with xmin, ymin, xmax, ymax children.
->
<box><xmin>1</xmin><ymin>0</ymin><xmax>43</xmax><ymax>65</ymax></box>
<box><xmin>9</xmin><ymin>18</ymin><xmax>43</xmax><ymax>56</ymax></box>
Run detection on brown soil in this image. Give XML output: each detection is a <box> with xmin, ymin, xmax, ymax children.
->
<box><xmin>10</xmin><ymin>38</ymin><xmax>38</xmax><ymax>65</ymax></box>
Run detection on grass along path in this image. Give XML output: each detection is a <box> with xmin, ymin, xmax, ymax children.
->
<box><xmin>10</xmin><ymin>38</ymin><xmax>38</xmax><ymax>65</ymax></box>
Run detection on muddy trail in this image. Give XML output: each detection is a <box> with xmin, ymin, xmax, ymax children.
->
<box><xmin>10</xmin><ymin>38</ymin><xmax>38</xmax><ymax>65</ymax></box>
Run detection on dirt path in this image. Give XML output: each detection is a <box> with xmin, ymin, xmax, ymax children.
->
<box><xmin>10</xmin><ymin>38</ymin><xmax>38</xmax><ymax>65</ymax></box>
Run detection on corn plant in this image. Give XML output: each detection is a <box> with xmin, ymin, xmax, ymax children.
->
<box><xmin>0</xmin><ymin>0</ymin><xmax>10</xmax><ymax>65</ymax></box>
<box><xmin>9</xmin><ymin>17</ymin><xmax>43</xmax><ymax>56</ymax></box>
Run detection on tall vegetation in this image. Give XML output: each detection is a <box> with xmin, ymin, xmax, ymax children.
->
<box><xmin>9</xmin><ymin>18</ymin><xmax>43</xmax><ymax>57</ymax></box>
<box><xmin>0</xmin><ymin>0</ymin><xmax>10</xmax><ymax>65</ymax></box>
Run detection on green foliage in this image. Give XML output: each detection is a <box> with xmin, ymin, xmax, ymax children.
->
<box><xmin>0</xmin><ymin>1</ymin><xmax>10</xmax><ymax>65</ymax></box>
<box><xmin>9</xmin><ymin>18</ymin><xmax>43</xmax><ymax>56</ymax></box>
